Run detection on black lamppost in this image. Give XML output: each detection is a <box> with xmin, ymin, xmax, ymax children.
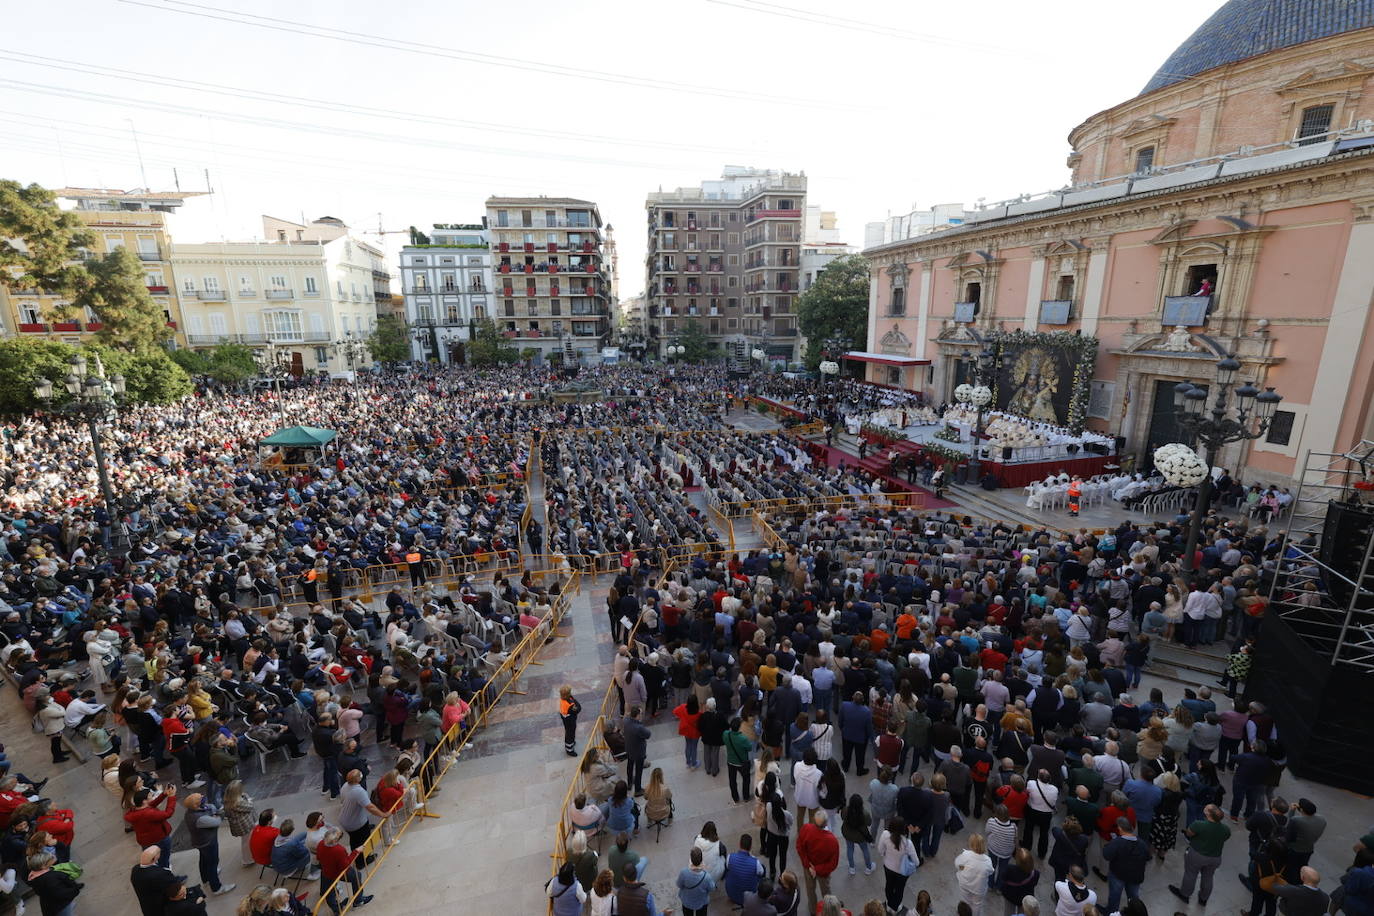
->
<box><xmin>254</xmin><ymin>343</ymin><xmax>290</xmax><ymax>427</ymax></box>
<box><xmin>955</xmin><ymin>344</ymin><xmax>999</xmax><ymax>483</ymax></box>
<box><xmin>33</xmin><ymin>354</ymin><xmax>129</xmax><ymax>555</ymax></box>
<box><xmin>1172</xmin><ymin>353</ymin><xmax>1283</xmax><ymax>573</ymax></box>
<box><xmin>820</xmin><ymin>333</ymin><xmax>851</xmax><ymax>385</ymax></box>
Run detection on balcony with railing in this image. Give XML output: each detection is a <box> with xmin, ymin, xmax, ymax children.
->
<box><xmin>1162</xmin><ymin>295</ymin><xmax>1213</xmax><ymax>327</ymax></box>
<box><xmin>51</xmin><ymin>321</ymin><xmax>82</xmax><ymax>332</ymax></box>
<box><xmin>137</xmin><ymin>250</ymin><xmax>162</xmax><ymax>261</ymax></box>
<box><xmin>745</xmin><ymin>208</ymin><xmax>800</xmax><ymax>223</ymax></box>
<box><xmin>196</xmin><ymin>289</ymin><xmax>226</xmax><ymax>301</ymax></box>
<box><xmin>146</xmin><ymin>285</ymin><xmax>169</xmax><ymax>294</ymax></box>
<box><xmin>265</xmin><ymin>288</ymin><xmax>294</xmax><ymax>299</ymax></box>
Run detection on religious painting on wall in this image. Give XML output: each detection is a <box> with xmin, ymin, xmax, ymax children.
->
<box><xmin>989</xmin><ymin>331</ymin><xmax>1098</xmax><ymax>432</ymax></box>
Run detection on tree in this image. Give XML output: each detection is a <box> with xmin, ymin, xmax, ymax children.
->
<box><xmin>0</xmin><ymin>338</ymin><xmax>80</xmax><ymax>413</ymax></box>
<box><xmin>80</xmin><ymin>341</ymin><xmax>192</xmax><ymax>404</ymax></box>
<box><xmin>796</xmin><ymin>254</ymin><xmax>871</xmax><ymax>370</ymax></box>
<box><xmin>367</xmin><ymin>314</ymin><xmax>411</xmax><ymax>364</ymax></box>
<box><xmin>79</xmin><ymin>247</ymin><xmax>170</xmax><ymax>355</ymax></box>
<box><xmin>0</xmin><ymin>180</ymin><xmax>92</xmax><ymax>295</ymax></box>
<box><xmin>205</xmin><ymin>343</ymin><xmax>258</xmax><ymax>385</ymax></box>
<box><xmin>169</xmin><ymin>348</ymin><xmax>210</xmax><ymax>376</ymax></box>
<box><xmin>0</xmin><ymin>180</ymin><xmax>170</xmax><ymax>355</ymax></box>
<box><xmin>468</xmin><ymin>319</ymin><xmax>518</xmax><ymax>367</ymax></box>
<box><xmin>679</xmin><ymin>319</ymin><xmax>711</xmax><ymax>362</ymax></box>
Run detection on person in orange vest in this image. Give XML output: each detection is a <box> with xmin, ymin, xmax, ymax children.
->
<box><xmin>1067</xmin><ymin>476</ymin><xmax>1083</xmax><ymax>517</ymax></box>
<box><xmin>405</xmin><ymin>545</ymin><xmax>426</xmax><ymax>589</ymax></box>
<box><xmin>558</xmin><ymin>685</ymin><xmax>582</xmax><ymax>757</ymax></box>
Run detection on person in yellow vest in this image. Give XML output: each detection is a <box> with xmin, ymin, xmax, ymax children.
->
<box><xmin>405</xmin><ymin>546</ymin><xmax>426</xmax><ymax>589</ymax></box>
<box><xmin>1067</xmin><ymin>476</ymin><xmax>1083</xmax><ymax>517</ymax></box>
<box><xmin>559</xmin><ymin>685</ymin><xmax>582</xmax><ymax>757</ymax></box>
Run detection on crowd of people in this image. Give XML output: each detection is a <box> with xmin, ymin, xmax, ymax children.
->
<box><xmin>0</xmin><ymin>361</ymin><xmax>1367</xmax><ymax>916</ymax></box>
<box><xmin>556</xmin><ymin>498</ymin><xmax>1374</xmax><ymax>916</ymax></box>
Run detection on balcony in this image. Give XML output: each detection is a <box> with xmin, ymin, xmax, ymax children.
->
<box><xmin>137</xmin><ymin>250</ymin><xmax>162</xmax><ymax>261</ymax></box>
<box><xmin>146</xmin><ymin>285</ymin><xmax>169</xmax><ymax>294</ymax></box>
<box><xmin>302</xmin><ymin>289</ymin><xmax>321</xmax><ymax>298</ymax></box>
<box><xmin>706</xmin><ymin>264</ymin><xmax>723</xmax><ymax>273</ymax></box>
<box><xmin>1038</xmin><ymin>299</ymin><xmax>1073</xmax><ymax>325</ymax></box>
<box><xmin>52</xmin><ymin>321</ymin><xmax>81</xmax><ymax>332</ymax></box>
<box><xmin>265</xmin><ymin>289</ymin><xmax>293</xmax><ymax>299</ymax></box>
<box><xmin>85</xmin><ymin>322</ymin><xmax>103</xmax><ymax>332</ymax></box>
<box><xmin>953</xmin><ymin>301</ymin><xmax>979</xmax><ymax>323</ymax></box>
<box><xmin>1162</xmin><ymin>295</ymin><xmax>1212</xmax><ymax>327</ymax></box>
<box><xmin>196</xmin><ymin>290</ymin><xmax>226</xmax><ymax>301</ymax></box>
<box><xmin>746</xmin><ymin>209</ymin><xmax>799</xmax><ymax>223</ymax></box>
<box><xmin>187</xmin><ymin>334</ymin><xmax>232</xmax><ymax>346</ymax></box>
<box><xmin>498</xmin><ymin>242</ymin><xmax>510</xmax><ymax>252</ymax></box>
<box><xmin>498</xmin><ymin>264</ymin><xmax>511</xmax><ymax>273</ymax></box>
<box><xmin>239</xmin><ymin>287</ymin><xmax>258</xmax><ymax>298</ymax></box>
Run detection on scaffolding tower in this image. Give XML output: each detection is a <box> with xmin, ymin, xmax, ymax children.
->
<box><xmin>1265</xmin><ymin>439</ymin><xmax>1374</xmax><ymax>670</ymax></box>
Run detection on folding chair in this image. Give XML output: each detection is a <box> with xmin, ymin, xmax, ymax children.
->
<box><xmin>244</xmin><ymin>733</ymin><xmax>288</xmax><ymax>775</ymax></box>
<box><xmin>647</xmin><ymin>799</ymin><xmax>674</xmax><ymax>843</ymax></box>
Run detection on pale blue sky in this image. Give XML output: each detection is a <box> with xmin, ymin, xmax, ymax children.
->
<box><xmin>0</xmin><ymin>0</ymin><xmax>1218</xmax><ymax>293</ymax></box>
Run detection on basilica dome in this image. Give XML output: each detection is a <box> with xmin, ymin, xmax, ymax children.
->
<box><xmin>1141</xmin><ymin>0</ymin><xmax>1374</xmax><ymax>94</ymax></box>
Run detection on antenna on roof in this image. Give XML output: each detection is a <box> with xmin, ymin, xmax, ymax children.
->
<box><xmin>126</xmin><ymin>119</ymin><xmax>149</xmax><ymax>191</ymax></box>
<box><xmin>172</xmin><ymin>168</ymin><xmax>181</xmax><ymax>192</ymax></box>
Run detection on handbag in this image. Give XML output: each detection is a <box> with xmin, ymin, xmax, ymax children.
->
<box><xmin>1257</xmin><ymin>862</ymin><xmax>1288</xmax><ymax>894</ymax></box>
<box><xmin>898</xmin><ymin>848</ymin><xmax>918</xmax><ymax>876</ymax></box>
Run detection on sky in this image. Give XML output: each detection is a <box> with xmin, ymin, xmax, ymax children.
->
<box><xmin>1</xmin><ymin>0</ymin><xmax>1221</xmax><ymax>297</ymax></box>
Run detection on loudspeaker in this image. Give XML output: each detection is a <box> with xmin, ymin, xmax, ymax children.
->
<box><xmin>1002</xmin><ymin>447</ymin><xmax>1013</xmax><ymax>460</ymax></box>
<box><xmin>1319</xmin><ymin>500</ymin><xmax>1374</xmax><ymax>611</ymax></box>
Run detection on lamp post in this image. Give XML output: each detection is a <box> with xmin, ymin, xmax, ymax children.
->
<box><xmin>254</xmin><ymin>343</ymin><xmax>290</xmax><ymax>427</ymax></box>
<box><xmin>820</xmin><ymin>333</ymin><xmax>852</xmax><ymax>385</ymax></box>
<box><xmin>955</xmin><ymin>345</ymin><xmax>998</xmax><ymax>483</ymax></box>
<box><xmin>1169</xmin><ymin>353</ymin><xmax>1283</xmax><ymax>574</ymax></box>
<box><xmin>751</xmin><ymin>347</ymin><xmax>766</xmax><ymax>372</ymax></box>
<box><xmin>666</xmin><ymin>343</ymin><xmax>685</xmax><ymax>361</ymax></box>
<box><xmin>33</xmin><ymin>353</ymin><xmax>130</xmax><ymax>555</ymax></box>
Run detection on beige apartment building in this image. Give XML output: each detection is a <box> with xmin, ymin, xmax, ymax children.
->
<box><xmin>485</xmin><ymin>197</ymin><xmax>611</xmax><ymax>363</ymax></box>
<box><xmin>1</xmin><ymin>187</ymin><xmax>203</xmax><ymax>346</ymax></box>
<box><xmin>172</xmin><ymin>216</ymin><xmax>382</xmax><ymax>376</ymax></box>
<box><xmin>645</xmin><ymin>167</ymin><xmax>808</xmax><ymax>363</ymax></box>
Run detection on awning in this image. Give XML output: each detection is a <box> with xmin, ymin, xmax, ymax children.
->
<box><xmin>259</xmin><ymin>425</ymin><xmax>338</xmax><ymax>447</ymax></box>
<box><xmin>842</xmin><ymin>351</ymin><xmax>931</xmax><ymax>368</ymax></box>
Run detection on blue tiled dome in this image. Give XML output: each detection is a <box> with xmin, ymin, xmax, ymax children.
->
<box><xmin>1141</xmin><ymin>0</ymin><xmax>1374</xmax><ymax>94</ymax></box>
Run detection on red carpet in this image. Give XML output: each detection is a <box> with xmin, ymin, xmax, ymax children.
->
<box><xmin>805</xmin><ymin>441</ymin><xmax>958</xmax><ymax>509</ymax></box>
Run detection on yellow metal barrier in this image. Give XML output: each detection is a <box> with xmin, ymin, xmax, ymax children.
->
<box><xmin>315</xmin><ymin>569</ymin><xmax>580</xmax><ymax>915</ymax></box>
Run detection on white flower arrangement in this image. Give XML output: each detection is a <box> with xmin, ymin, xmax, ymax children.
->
<box><xmin>970</xmin><ymin>385</ymin><xmax>992</xmax><ymax>407</ymax></box>
<box><xmin>954</xmin><ymin>383</ymin><xmax>973</xmax><ymax>403</ymax></box>
<box><xmin>1153</xmin><ymin>442</ymin><xmax>1209</xmax><ymax>487</ymax></box>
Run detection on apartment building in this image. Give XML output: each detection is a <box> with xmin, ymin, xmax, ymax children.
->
<box><xmin>485</xmin><ymin>197</ymin><xmax>610</xmax><ymax>363</ymax></box>
<box><xmin>2</xmin><ymin>187</ymin><xmax>204</xmax><ymax>347</ymax></box>
<box><xmin>645</xmin><ymin>167</ymin><xmax>808</xmax><ymax>363</ymax></box>
<box><xmin>172</xmin><ymin>216</ymin><xmax>381</xmax><ymax>376</ymax></box>
<box><xmin>399</xmin><ymin>223</ymin><xmax>493</xmax><ymax>364</ymax></box>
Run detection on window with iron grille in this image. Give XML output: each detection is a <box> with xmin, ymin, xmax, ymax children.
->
<box><xmin>1265</xmin><ymin>410</ymin><xmax>1296</xmax><ymax>446</ymax></box>
<box><xmin>1297</xmin><ymin>104</ymin><xmax>1334</xmax><ymax>145</ymax></box>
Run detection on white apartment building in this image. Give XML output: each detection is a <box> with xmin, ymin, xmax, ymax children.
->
<box><xmin>172</xmin><ymin>216</ymin><xmax>381</xmax><ymax>376</ymax></box>
<box><xmin>398</xmin><ymin>224</ymin><xmax>492</xmax><ymax>364</ymax></box>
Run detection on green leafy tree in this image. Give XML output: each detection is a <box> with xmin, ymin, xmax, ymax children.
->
<box><xmin>78</xmin><ymin>247</ymin><xmax>169</xmax><ymax>354</ymax></box>
<box><xmin>0</xmin><ymin>338</ymin><xmax>80</xmax><ymax>413</ymax></box>
<box><xmin>367</xmin><ymin>314</ymin><xmax>411</xmax><ymax>364</ymax></box>
<box><xmin>797</xmin><ymin>254</ymin><xmax>870</xmax><ymax>370</ymax></box>
<box><xmin>120</xmin><ymin>350</ymin><xmax>193</xmax><ymax>403</ymax></box>
<box><xmin>206</xmin><ymin>343</ymin><xmax>259</xmax><ymax>385</ymax></box>
<box><xmin>679</xmin><ymin>319</ymin><xmax>711</xmax><ymax>362</ymax></box>
<box><xmin>1</xmin><ymin>180</ymin><xmax>170</xmax><ymax>354</ymax></box>
<box><xmin>169</xmin><ymin>348</ymin><xmax>210</xmax><ymax>375</ymax></box>
<box><xmin>0</xmin><ymin>180</ymin><xmax>93</xmax><ymax>295</ymax></box>
<box><xmin>468</xmin><ymin>319</ymin><xmax>518</xmax><ymax>367</ymax></box>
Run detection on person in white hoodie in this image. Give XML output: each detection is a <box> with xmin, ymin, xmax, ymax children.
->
<box><xmin>792</xmin><ymin>747</ymin><xmax>823</xmax><ymax>827</ymax></box>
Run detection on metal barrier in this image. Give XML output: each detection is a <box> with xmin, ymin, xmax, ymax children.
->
<box><xmin>314</xmin><ymin>569</ymin><xmax>580</xmax><ymax>916</ymax></box>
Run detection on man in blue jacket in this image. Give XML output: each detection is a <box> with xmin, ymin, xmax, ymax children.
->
<box><xmin>724</xmin><ymin>833</ymin><xmax>765</xmax><ymax>905</ymax></box>
<box><xmin>839</xmin><ymin>691</ymin><xmax>874</xmax><ymax>776</ymax></box>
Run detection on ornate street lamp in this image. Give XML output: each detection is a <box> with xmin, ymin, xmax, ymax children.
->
<box><xmin>254</xmin><ymin>343</ymin><xmax>291</xmax><ymax>427</ymax></box>
<box><xmin>1163</xmin><ymin>352</ymin><xmax>1283</xmax><ymax>574</ymax></box>
<box><xmin>33</xmin><ymin>353</ymin><xmax>130</xmax><ymax>555</ymax></box>
<box><xmin>956</xmin><ymin>345</ymin><xmax>999</xmax><ymax>483</ymax></box>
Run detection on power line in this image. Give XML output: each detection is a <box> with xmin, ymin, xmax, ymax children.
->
<box><xmin>0</xmin><ymin>49</ymin><xmax>763</xmax><ymax>158</ymax></box>
<box><xmin>702</xmin><ymin>0</ymin><xmax>1021</xmax><ymax>53</ymax></box>
<box><xmin>117</xmin><ymin>0</ymin><xmax>858</xmax><ymax>110</ymax></box>
<box><xmin>0</xmin><ymin>77</ymin><xmax>728</xmax><ymax>172</ymax></box>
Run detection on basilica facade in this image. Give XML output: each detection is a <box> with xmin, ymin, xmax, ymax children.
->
<box><xmin>859</xmin><ymin>0</ymin><xmax>1374</xmax><ymax>485</ymax></box>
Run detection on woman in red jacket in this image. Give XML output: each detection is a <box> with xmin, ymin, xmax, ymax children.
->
<box><xmin>122</xmin><ymin>786</ymin><xmax>177</xmax><ymax>865</ymax></box>
<box><xmin>674</xmin><ymin>694</ymin><xmax>704</xmax><ymax>770</ymax></box>
<box><xmin>316</xmin><ymin>827</ymin><xmax>374</xmax><ymax>914</ymax></box>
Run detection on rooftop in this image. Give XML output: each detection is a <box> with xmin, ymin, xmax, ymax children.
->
<box><xmin>53</xmin><ymin>187</ymin><xmax>207</xmax><ymax>201</ymax></box>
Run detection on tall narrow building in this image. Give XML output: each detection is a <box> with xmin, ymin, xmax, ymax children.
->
<box><xmin>399</xmin><ymin>222</ymin><xmax>492</xmax><ymax>364</ymax></box>
<box><xmin>485</xmin><ymin>197</ymin><xmax>610</xmax><ymax>364</ymax></box>
<box><xmin>645</xmin><ymin>167</ymin><xmax>807</xmax><ymax>363</ymax></box>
